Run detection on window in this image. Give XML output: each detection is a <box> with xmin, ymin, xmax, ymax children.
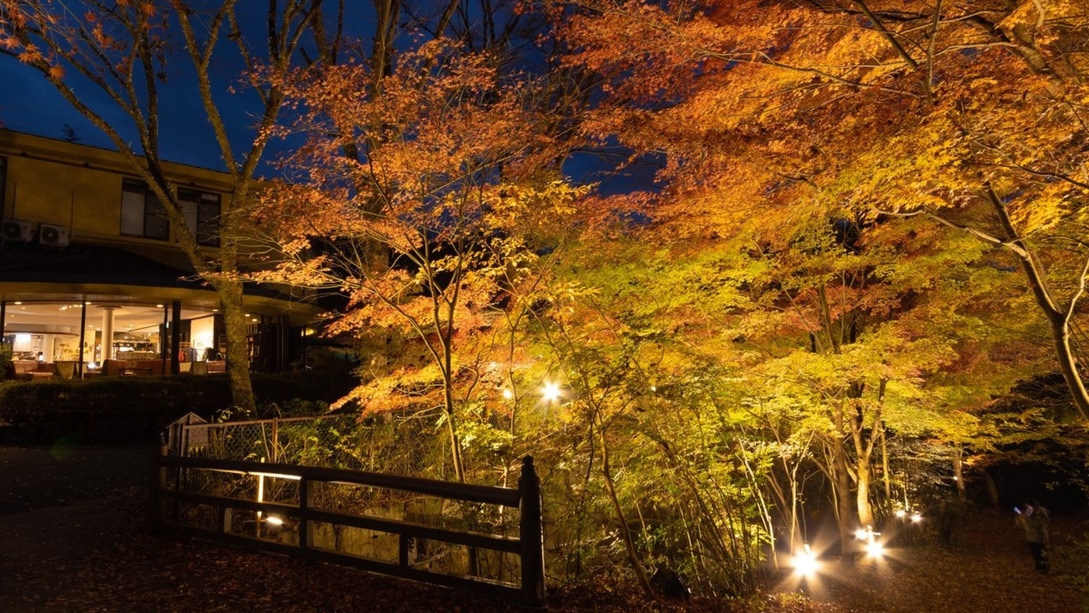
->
<box><xmin>121</xmin><ymin>179</ymin><xmax>169</xmax><ymax>240</ymax></box>
<box><xmin>179</xmin><ymin>187</ymin><xmax>221</xmax><ymax>247</ymax></box>
<box><xmin>120</xmin><ymin>180</ymin><xmax>221</xmax><ymax>245</ymax></box>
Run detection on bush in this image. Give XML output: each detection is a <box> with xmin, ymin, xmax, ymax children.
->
<box><xmin>0</xmin><ymin>370</ymin><xmax>355</xmax><ymax>445</ymax></box>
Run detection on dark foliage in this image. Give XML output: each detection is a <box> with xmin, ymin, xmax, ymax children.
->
<box><xmin>0</xmin><ymin>370</ymin><xmax>356</xmax><ymax>445</ymax></box>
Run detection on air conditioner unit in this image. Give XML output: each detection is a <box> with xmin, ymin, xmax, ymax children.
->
<box><xmin>39</xmin><ymin>223</ymin><xmax>70</xmax><ymax>247</ymax></box>
<box><xmin>1</xmin><ymin>219</ymin><xmax>32</xmax><ymax>243</ymax></box>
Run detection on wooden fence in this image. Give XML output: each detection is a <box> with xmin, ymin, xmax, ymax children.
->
<box><xmin>150</xmin><ymin>448</ymin><xmax>546</xmax><ymax>609</ymax></box>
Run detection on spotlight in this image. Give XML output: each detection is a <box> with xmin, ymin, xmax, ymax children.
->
<box><xmin>792</xmin><ymin>544</ymin><xmax>819</xmax><ymax>577</ymax></box>
<box><xmin>541</xmin><ymin>382</ymin><xmax>561</xmax><ymax>403</ymax></box>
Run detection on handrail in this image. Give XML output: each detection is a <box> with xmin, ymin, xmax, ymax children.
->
<box><xmin>160</xmin><ymin>455</ymin><xmax>522</xmax><ymax>508</ymax></box>
<box><xmin>150</xmin><ymin>447</ymin><xmax>546</xmax><ymax>610</ymax></box>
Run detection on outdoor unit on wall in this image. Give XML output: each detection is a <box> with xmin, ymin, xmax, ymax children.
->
<box><xmin>1</xmin><ymin>219</ymin><xmax>32</xmax><ymax>244</ymax></box>
<box><xmin>39</xmin><ymin>223</ymin><xmax>70</xmax><ymax>247</ymax></box>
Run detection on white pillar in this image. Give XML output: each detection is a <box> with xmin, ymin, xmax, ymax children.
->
<box><xmin>100</xmin><ymin>306</ymin><xmax>117</xmax><ymax>362</ymax></box>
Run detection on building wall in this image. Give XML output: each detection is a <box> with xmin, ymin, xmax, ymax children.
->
<box><xmin>0</xmin><ymin>129</ymin><xmax>232</xmax><ymax>250</ymax></box>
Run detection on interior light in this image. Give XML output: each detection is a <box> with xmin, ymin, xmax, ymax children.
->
<box><xmin>265</xmin><ymin>515</ymin><xmax>284</xmax><ymax>527</ymax></box>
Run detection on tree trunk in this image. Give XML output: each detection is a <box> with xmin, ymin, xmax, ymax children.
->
<box><xmin>443</xmin><ymin>384</ymin><xmax>466</xmax><ymax>483</ymax></box>
<box><xmin>881</xmin><ymin>429</ymin><xmax>892</xmax><ymax>500</ymax></box>
<box><xmin>952</xmin><ymin>448</ymin><xmax>966</xmax><ymax>503</ymax></box>
<box><xmin>831</xmin><ymin>408</ymin><xmax>856</xmax><ymax>562</ymax></box>
<box><xmin>219</xmin><ymin>279</ymin><xmax>256</xmax><ymax>412</ymax></box>
<box><xmin>856</xmin><ymin>463</ymin><xmax>873</xmax><ymax>528</ymax></box>
<box><xmin>598</xmin><ymin>419</ymin><xmax>654</xmax><ymax>598</ymax></box>
<box><xmin>983</xmin><ymin>469</ymin><xmax>1001</xmax><ymax>511</ymax></box>
<box><xmin>986</xmin><ymin>186</ymin><xmax>1089</xmax><ymax>419</ymax></box>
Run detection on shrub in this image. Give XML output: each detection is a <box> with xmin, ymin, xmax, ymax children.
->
<box><xmin>0</xmin><ymin>370</ymin><xmax>356</xmax><ymax>445</ymax></box>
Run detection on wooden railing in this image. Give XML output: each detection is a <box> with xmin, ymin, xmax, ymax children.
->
<box><xmin>150</xmin><ymin>448</ymin><xmax>546</xmax><ymax>609</ymax></box>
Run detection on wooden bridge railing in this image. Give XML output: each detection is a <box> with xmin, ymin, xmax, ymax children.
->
<box><xmin>150</xmin><ymin>448</ymin><xmax>546</xmax><ymax>609</ymax></box>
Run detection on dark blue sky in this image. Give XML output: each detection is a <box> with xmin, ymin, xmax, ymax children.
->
<box><xmin>0</xmin><ymin>0</ymin><xmax>300</xmax><ymax>173</ymax></box>
<box><xmin>0</xmin><ymin>7</ymin><xmax>657</xmax><ymax>194</ymax></box>
<box><xmin>1</xmin><ymin>56</ymin><xmax>243</xmax><ymax>171</ymax></box>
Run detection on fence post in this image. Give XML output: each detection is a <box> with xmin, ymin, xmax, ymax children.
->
<box><xmin>518</xmin><ymin>456</ymin><xmax>546</xmax><ymax>610</ymax></box>
<box><xmin>271</xmin><ymin>418</ymin><xmax>279</xmax><ymax>463</ymax></box>
<box><xmin>149</xmin><ymin>440</ymin><xmax>168</xmax><ymax>533</ymax></box>
<box><xmin>299</xmin><ymin>477</ymin><xmax>312</xmax><ymax>549</ymax></box>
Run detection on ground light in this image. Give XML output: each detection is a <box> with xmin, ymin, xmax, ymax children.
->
<box><xmin>856</xmin><ymin>526</ymin><xmax>885</xmax><ymax>559</ymax></box>
<box><xmin>792</xmin><ymin>544</ymin><xmax>819</xmax><ymax>578</ymax></box>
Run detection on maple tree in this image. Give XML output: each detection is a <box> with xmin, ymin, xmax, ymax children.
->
<box><xmin>254</xmin><ymin>35</ymin><xmax>584</xmax><ymax>481</ymax></box>
<box><xmin>550</xmin><ymin>0</ymin><xmax>1088</xmax><ymax>560</ymax></box>
<box><xmin>559</xmin><ymin>0</ymin><xmax>1089</xmax><ymax>419</ymax></box>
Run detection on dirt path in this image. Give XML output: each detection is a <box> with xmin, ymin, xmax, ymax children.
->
<box><xmin>0</xmin><ymin>444</ymin><xmax>150</xmax><ymax>514</ymax></box>
<box><xmin>1</xmin><ymin>445</ymin><xmax>1086</xmax><ymax>612</ymax></box>
<box><xmin>799</xmin><ymin>514</ymin><xmax>1087</xmax><ymax>612</ymax></box>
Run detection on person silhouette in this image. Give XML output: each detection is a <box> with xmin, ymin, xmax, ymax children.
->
<box><xmin>1015</xmin><ymin>499</ymin><xmax>1050</xmax><ymax>573</ymax></box>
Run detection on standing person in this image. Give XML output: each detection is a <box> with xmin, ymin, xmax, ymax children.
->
<box><xmin>1015</xmin><ymin>500</ymin><xmax>1051</xmax><ymax>573</ymax></box>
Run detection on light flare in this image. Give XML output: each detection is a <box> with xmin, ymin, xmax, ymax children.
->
<box><xmin>792</xmin><ymin>544</ymin><xmax>819</xmax><ymax>577</ymax></box>
<box><xmin>541</xmin><ymin>382</ymin><xmax>561</xmax><ymax>403</ymax></box>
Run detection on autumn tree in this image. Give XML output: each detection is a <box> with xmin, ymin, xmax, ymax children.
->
<box><xmin>254</xmin><ymin>39</ymin><xmax>583</xmax><ymax>481</ymax></box>
<box><xmin>559</xmin><ymin>0</ymin><xmax>1089</xmax><ymax>421</ymax></box>
<box><xmin>0</xmin><ymin>0</ymin><xmax>326</xmax><ymax>410</ymax></box>
<box><xmin>549</xmin><ymin>0</ymin><xmax>1085</xmax><ymax>561</ymax></box>
<box><xmin>518</xmin><ymin>234</ymin><xmax>776</xmax><ymax>596</ymax></box>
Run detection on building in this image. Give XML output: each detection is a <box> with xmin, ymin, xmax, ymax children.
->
<box><xmin>0</xmin><ymin>129</ymin><xmax>322</xmax><ymax>377</ymax></box>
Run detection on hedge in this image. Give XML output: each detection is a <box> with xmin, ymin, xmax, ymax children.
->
<box><xmin>0</xmin><ymin>371</ymin><xmax>356</xmax><ymax>445</ymax></box>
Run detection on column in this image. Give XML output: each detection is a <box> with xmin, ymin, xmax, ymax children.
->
<box><xmin>170</xmin><ymin>301</ymin><xmax>182</xmax><ymax>375</ymax></box>
<box><xmin>77</xmin><ymin>301</ymin><xmax>86</xmax><ymax>377</ymax></box>
<box><xmin>100</xmin><ymin>306</ymin><xmax>117</xmax><ymax>362</ymax></box>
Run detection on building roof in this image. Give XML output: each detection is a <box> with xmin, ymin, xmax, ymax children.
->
<box><xmin>0</xmin><ymin>243</ymin><xmax>202</xmax><ymax>289</ymax></box>
<box><xmin>0</xmin><ymin>243</ymin><xmax>324</xmax><ymax>326</ymax></box>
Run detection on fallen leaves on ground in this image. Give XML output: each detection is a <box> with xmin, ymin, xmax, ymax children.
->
<box><xmin>1</xmin><ymin>446</ymin><xmax>1087</xmax><ymax>612</ymax></box>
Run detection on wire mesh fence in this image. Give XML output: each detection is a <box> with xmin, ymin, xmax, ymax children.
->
<box><xmin>166</xmin><ymin>411</ymin><xmax>530</xmax><ymax>587</ymax></box>
<box><xmin>176</xmin><ymin>414</ymin><xmax>451</xmax><ymax>477</ymax></box>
